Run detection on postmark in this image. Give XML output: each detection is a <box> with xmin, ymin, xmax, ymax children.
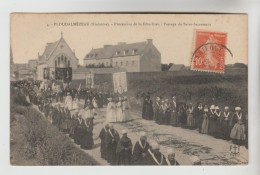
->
<box><xmin>191</xmin><ymin>30</ymin><xmax>231</xmax><ymax>73</ymax></box>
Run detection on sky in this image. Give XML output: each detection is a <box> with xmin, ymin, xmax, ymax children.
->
<box><xmin>11</xmin><ymin>13</ymin><xmax>247</xmax><ymax>65</ymax></box>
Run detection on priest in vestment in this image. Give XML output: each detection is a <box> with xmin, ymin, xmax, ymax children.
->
<box><xmin>132</xmin><ymin>131</ymin><xmax>150</xmax><ymax>164</ymax></box>
<box><xmin>142</xmin><ymin>95</ymin><xmax>154</xmax><ymax>120</ymax></box>
<box><xmin>105</xmin><ymin>124</ymin><xmax>120</xmax><ymax>165</ymax></box>
<box><xmin>116</xmin><ymin>130</ymin><xmax>133</xmax><ymax>165</ymax></box>
<box><xmin>138</xmin><ymin>142</ymin><xmax>166</xmax><ymax>166</ymax></box>
<box><xmin>165</xmin><ymin>149</ymin><xmax>180</xmax><ymax>165</ymax></box>
<box><xmin>99</xmin><ymin>122</ymin><xmax>109</xmax><ymax>159</ymax></box>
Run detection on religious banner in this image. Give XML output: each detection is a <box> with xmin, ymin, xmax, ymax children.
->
<box><xmin>43</xmin><ymin>67</ymin><xmax>50</xmax><ymax>79</ymax></box>
<box><xmin>113</xmin><ymin>72</ymin><xmax>127</xmax><ymax>94</ymax></box>
<box><xmin>86</xmin><ymin>73</ymin><xmax>94</xmax><ymax>89</ymax></box>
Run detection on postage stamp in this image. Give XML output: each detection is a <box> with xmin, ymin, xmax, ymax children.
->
<box><xmin>191</xmin><ymin>30</ymin><xmax>228</xmax><ymax>73</ymax></box>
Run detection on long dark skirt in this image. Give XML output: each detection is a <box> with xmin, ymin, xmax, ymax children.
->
<box><xmin>117</xmin><ymin>150</ymin><xmax>132</xmax><ymax>165</ymax></box>
<box><xmin>170</xmin><ymin>112</ymin><xmax>179</xmax><ymax>126</ymax></box>
<box><xmin>165</xmin><ymin>111</ymin><xmax>171</xmax><ymax>125</ymax></box>
<box><xmin>142</xmin><ymin>103</ymin><xmax>154</xmax><ymax>120</ymax></box>
<box><xmin>74</xmin><ymin>126</ymin><xmax>83</xmax><ymax>145</ymax></box>
<box><xmin>220</xmin><ymin>120</ymin><xmax>231</xmax><ymax>140</ymax></box>
<box><xmin>201</xmin><ymin>117</ymin><xmax>209</xmax><ymax>134</ymax></box>
<box><xmin>208</xmin><ymin>118</ymin><xmax>218</xmax><ymax>136</ymax></box>
<box><xmin>107</xmin><ymin>143</ymin><xmax>118</xmax><ymax>165</ymax></box>
<box><xmin>80</xmin><ymin>130</ymin><xmax>94</xmax><ymax>150</ymax></box>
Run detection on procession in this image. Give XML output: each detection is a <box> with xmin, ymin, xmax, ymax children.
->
<box><xmin>11</xmin><ymin>78</ymin><xmax>248</xmax><ymax>166</ymax></box>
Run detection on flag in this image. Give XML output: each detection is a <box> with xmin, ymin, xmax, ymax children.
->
<box><xmin>113</xmin><ymin>72</ymin><xmax>127</xmax><ymax>94</ymax></box>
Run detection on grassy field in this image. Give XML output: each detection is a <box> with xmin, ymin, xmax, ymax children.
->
<box><xmin>71</xmin><ymin>70</ymin><xmax>248</xmax><ymax>112</ymax></box>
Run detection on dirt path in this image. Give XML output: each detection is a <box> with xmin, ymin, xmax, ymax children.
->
<box><xmin>72</xmin><ymin>104</ymin><xmax>248</xmax><ymax>165</ymax></box>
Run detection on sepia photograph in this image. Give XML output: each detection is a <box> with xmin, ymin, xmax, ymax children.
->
<box><xmin>10</xmin><ymin>13</ymin><xmax>248</xmax><ymax>166</ymax></box>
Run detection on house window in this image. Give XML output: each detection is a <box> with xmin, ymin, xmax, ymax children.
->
<box><xmin>133</xmin><ymin>49</ymin><xmax>137</xmax><ymax>54</ymax></box>
<box><xmin>116</xmin><ymin>51</ymin><xmax>120</xmax><ymax>56</ymax></box>
<box><xmin>61</xmin><ymin>55</ymin><xmax>63</xmax><ymax>62</ymax></box>
<box><xmin>65</xmin><ymin>57</ymin><xmax>67</xmax><ymax>64</ymax></box>
<box><xmin>132</xmin><ymin>60</ymin><xmax>135</xmax><ymax>65</ymax></box>
<box><xmin>124</xmin><ymin>50</ymin><xmax>129</xmax><ymax>55</ymax></box>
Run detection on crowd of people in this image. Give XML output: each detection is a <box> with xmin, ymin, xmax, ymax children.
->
<box><xmin>98</xmin><ymin>126</ymin><xmax>183</xmax><ymax>165</ymax></box>
<box><xmin>11</xmin><ymin>79</ymin><xmax>247</xmax><ymax>166</ymax></box>
<box><xmin>12</xmin><ymin>80</ymin><xmax>198</xmax><ymax>165</ymax></box>
<box><xmin>142</xmin><ymin>95</ymin><xmax>248</xmax><ymax>146</ymax></box>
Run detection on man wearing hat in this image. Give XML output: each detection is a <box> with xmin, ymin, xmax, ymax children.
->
<box><xmin>230</xmin><ymin>107</ymin><xmax>247</xmax><ymax>145</ymax></box>
<box><xmin>139</xmin><ymin>141</ymin><xmax>166</xmax><ymax>165</ymax></box>
<box><xmin>132</xmin><ymin>131</ymin><xmax>150</xmax><ymax>164</ymax></box>
<box><xmin>142</xmin><ymin>95</ymin><xmax>154</xmax><ymax>120</ymax></box>
<box><xmin>153</xmin><ymin>97</ymin><xmax>161</xmax><ymax>122</ymax></box>
<box><xmin>165</xmin><ymin>148</ymin><xmax>180</xmax><ymax>165</ymax></box>
<box><xmin>170</xmin><ymin>96</ymin><xmax>179</xmax><ymax>127</ymax></box>
<box><xmin>116</xmin><ymin>130</ymin><xmax>133</xmax><ymax>165</ymax></box>
<box><xmin>99</xmin><ymin>122</ymin><xmax>109</xmax><ymax>159</ymax></box>
<box><xmin>105</xmin><ymin>124</ymin><xmax>120</xmax><ymax>165</ymax></box>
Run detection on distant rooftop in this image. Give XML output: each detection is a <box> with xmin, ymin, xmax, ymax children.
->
<box><xmin>84</xmin><ymin>39</ymin><xmax>154</xmax><ymax>60</ymax></box>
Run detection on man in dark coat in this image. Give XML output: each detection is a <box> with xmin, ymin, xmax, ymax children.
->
<box><xmin>142</xmin><ymin>96</ymin><xmax>154</xmax><ymax>120</ymax></box>
<box><xmin>116</xmin><ymin>130</ymin><xmax>133</xmax><ymax>165</ymax></box>
<box><xmin>170</xmin><ymin>96</ymin><xmax>178</xmax><ymax>126</ymax></box>
<box><xmin>132</xmin><ymin>131</ymin><xmax>150</xmax><ymax>164</ymax></box>
<box><xmin>99</xmin><ymin>122</ymin><xmax>109</xmax><ymax>159</ymax></box>
<box><xmin>153</xmin><ymin>97</ymin><xmax>161</xmax><ymax>122</ymax></box>
<box><xmin>80</xmin><ymin>116</ymin><xmax>94</xmax><ymax>150</ymax></box>
<box><xmin>97</xmin><ymin>92</ymin><xmax>104</xmax><ymax>108</ymax></box>
<box><xmin>138</xmin><ymin>142</ymin><xmax>166</xmax><ymax>165</ymax></box>
<box><xmin>105</xmin><ymin>124</ymin><xmax>120</xmax><ymax>165</ymax></box>
<box><xmin>165</xmin><ymin>149</ymin><xmax>180</xmax><ymax>165</ymax></box>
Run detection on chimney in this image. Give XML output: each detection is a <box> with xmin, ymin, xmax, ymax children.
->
<box><xmin>118</xmin><ymin>42</ymin><xmax>126</xmax><ymax>45</ymax></box>
<box><xmin>104</xmin><ymin>45</ymin><xmax>112</xmax><ymax>48</ymax></box>
<box><xmin>147</xmin><ymin>39</ymin><xmax>153</xmax><ymax>44</ymax></box>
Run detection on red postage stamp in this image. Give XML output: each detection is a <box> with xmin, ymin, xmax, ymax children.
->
<box><xmin>191</xmin><ymin>30</ymin><xmax>228</xmax><ymax>73</ymax></box>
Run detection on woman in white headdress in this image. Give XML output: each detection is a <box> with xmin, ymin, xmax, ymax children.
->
<box><xmin>201</xmin><ymin>106</ymin><xmax>209</xmax><ymax>134</ymax></box>
<box><xmin>230</xmin><ymin>107</ymin><xmax>247</xmax><ymax>145</ymax></box>
<box><xmin>122</xmin><ymin>96</ymin><xmax>131</xmax><ymax>122</ymax></box>
<box><xmin>115</xmin><ymin>97</ymin><xmax>123</xmax><ymax>122</ymax></box>
<box><xmin>65</xmin><ymin>92</ymin><xmax>73</xmax><ymax>110</ymax></box>
<box><xmin>187</xmin><ymin>103</ymin><xmax>195</xmax><ymax>129</ymax></box>
<box><xmin>106</xmin><ymin>98</ymin><xmax>116</xmax><ymax>122</ymax></box>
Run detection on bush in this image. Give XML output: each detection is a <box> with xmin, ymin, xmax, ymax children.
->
<box><xmin>22</xmin><ymin>107</ymin><xmax>98</xmax><ymax>165</ymax></box>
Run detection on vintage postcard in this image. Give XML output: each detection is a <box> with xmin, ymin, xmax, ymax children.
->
<box><xmin>10</xmin><ymin>13</ymin><xmax>248</xmax><ymax>166</ymax></box>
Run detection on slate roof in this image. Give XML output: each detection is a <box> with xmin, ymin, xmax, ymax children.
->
<box><xmin>84</xmin><ymin>41</ymin><xmax>148</xmax><ymax>60</ymax></box>
<box><xmin>39</xmin><ymin>40</ymin><xmax>60</xmax><ymax>61</ymax></box>
<box><xmin>168</xmin><ymin>64</ymin><xmax>185</xmax><ymax>71</ymax></box>
<box><xmin>73</xmin><ymin>67</ymin><xmax>127</xmax><ymax>74</ymax></box>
